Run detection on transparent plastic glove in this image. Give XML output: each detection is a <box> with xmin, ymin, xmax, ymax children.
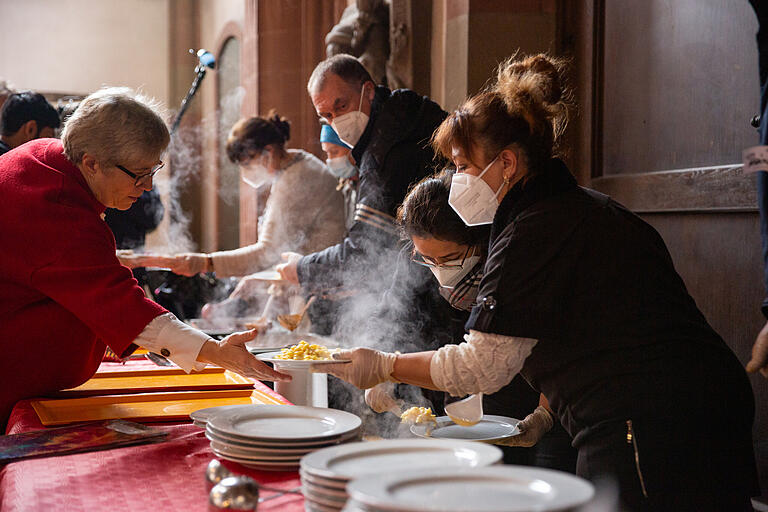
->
<box><xmin>365</xmin><ymin>382</ymin><xmax>403</xmax><ymax>414</ymax></box>
<box><xmin>312</xmin><ymin>348</ymin><xmax>397</xmax><ymax>389</ymax></box>
<box><xmin>494</xmin><ymin>406</ymin><xmax>554</xmax><ymax>447</ymax></box>
<box><xmin>747</xmin><ymin>320</ymin><xmax>768</xmax><ymax>378</ymax></box>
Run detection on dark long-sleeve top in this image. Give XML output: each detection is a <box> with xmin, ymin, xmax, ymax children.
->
<box><xmin>296</xmin><ymin>87</ymin><xmax>447</xmax><ymax>295</ymax></box>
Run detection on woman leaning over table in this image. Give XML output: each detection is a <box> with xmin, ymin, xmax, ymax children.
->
<box><xmin>0</xmin><ymin>87</ymin><xmax>288</xmax><ymax>431</ymax></box>
<box><xmin>315</xmin><ymin>54</ymin><xmax>759</xmax><ymax>511</ymax></box>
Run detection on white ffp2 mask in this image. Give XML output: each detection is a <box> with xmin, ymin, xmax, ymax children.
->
<box><xmin>326</xmin><ymin>156</ymin><xmax>358</xmax><ymax>179</ymax></box>
<box><xmin>448</xmin><ymin>156</ymin><xmax>505</xmax><ymax>226</ymax></box>
<box><xmin>429</xmin><ymin>254</ymin><xmax>482</xmax><ymax>289</ymax></box>
<box><xmin>331</xmin><ymin>84</ymin><xmax>369</xmax><ymax>148</ymax></box>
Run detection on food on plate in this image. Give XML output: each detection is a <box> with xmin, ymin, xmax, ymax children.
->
<box><xmin>273</xmin><ymin>340</ymin><xmax>333</xmax><ymax>360</ymax></box>
<box><xmin>400</xmin><ymin>407</ymin><xmax>437</xmax><ymax>426</ymax></box>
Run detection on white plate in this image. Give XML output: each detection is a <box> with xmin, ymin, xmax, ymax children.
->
<box><xmin>205</xmin><ymin>423</ymin><xmax>360</xmax><ymax>447</ymax></box>
<box><xmin>208</xmin><ymin>438</ymin><xmax>319</xmax><ymax>456</ymax></box>
<box><xmin>410</xmin><ymin>415</ymin><xmax>520</xmax><ymax>442</ymax></box>
<box><xmin>347</xmin><ymin>466</ymin><xmax>595</xmax><ymax>512</ymax></box>
<box><xmin>190</xmin><ymin>404</ymin><xmax>255</xmax><ymax>425</ymax></box>
<box><xmin>256</xmin><ymin>351</ymin><xmax>351</xmax><ymax>368</ymax></box>
<box><xmin>300</xmin><ymin>469</ymin><xmax>349</xmax><ymax>490</ymax></box>
<box><xmin>207</xmin><ymin>405</ymin><xmax>361</xmax><ymax>442</ymax></box>
<box><xmin>213</xmin><ymin>449</ymin><xmax>301</xmax><ymax>467</ymax></box>
<box><xmin>247</xmin><ymin>268</ymin><xmax>283</xmax><ymax>282</ymax></box>
<box><xmin>303</xmin><ymin>487</ymin><xmax>348</xmax><ymax>508</ymax></box>
<box><xmin>306</xmin><ymin>498</ymin><xmax>344</xmax><ymax>512</ymax></box>
<box><xmin>210</xmin><ymin>440</ymin><xmax>311</xmax><ymax>460</ymax></box>
<box><xmin>302</xmin><ymin>480</ymin><xmax>349</xmax><ymax>499</ymax></box>
<box><xmin>300</xmin><ymin>439</ymin><xmax>502</xmax><ymax>481</ymax></box>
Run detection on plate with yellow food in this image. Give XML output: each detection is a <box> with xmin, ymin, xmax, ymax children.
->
<box><xmin>410</xmin><ymin>414</ymin><xmax>521</xmax><ymax>443</ymax></box>
<box><xmin>256</xmin><ymin>340</ymin><xmax>351</xmax><ymax>367</ymax></box>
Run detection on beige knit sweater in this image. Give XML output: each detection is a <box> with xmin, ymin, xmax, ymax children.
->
<box><xmin>210</xmin><ymin>150</ymin><xmax>345</xmax><ymax>277</ymax></box>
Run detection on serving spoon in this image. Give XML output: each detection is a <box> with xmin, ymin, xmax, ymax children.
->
<box><xmin>445</xmin><ymin>393</ymin><xmax>483</xmax><ymax>426</ymax></box>
<box><xmin>276</xmin><ymin>296</ymin><xmax>316</xmax><ymax>331</ymax></box>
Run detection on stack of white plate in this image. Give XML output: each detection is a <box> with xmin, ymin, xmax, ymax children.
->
<box><xmin>300</xmin><ymin>439</ymin><xmax>503</xmax><ymax>512</ymax></box>
<box><xmin>342</xmin><ymin>466</ymin><xmax>595</xmax><ymax>512</ymax></box>
<box><xmin>197</xmin><ymin>405</ymin><xmax>362</xmax><ymax>471</ymax></box>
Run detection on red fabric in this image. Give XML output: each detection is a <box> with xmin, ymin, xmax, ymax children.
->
<box><xmin>0</xmin><ymin>139</ymin><xmax>166</xmax><ymax>428</ymax></box>
<box><xmin>0</xmin><ymin>401</ymin><xmax>304</xmax><ymax>512</ymax></box>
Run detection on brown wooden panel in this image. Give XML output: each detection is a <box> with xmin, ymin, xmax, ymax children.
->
<box><xmin>642</xmin><ymin>211</ymin><xmax>768</xmax><ymax>496</ymax></box>
<box><xmin>590</xmin><ymin>164</ymin><xmax>757</xmax><ymax>213</ymax></box>
<box><xmin>602</xmin><ymin>0</ymin><xmax>759</xmax><ymax>176</ymax></box>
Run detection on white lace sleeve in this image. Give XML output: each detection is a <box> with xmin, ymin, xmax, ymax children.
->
<box><xmin>135</xmin><ymin>313</ymin><xmax>210</xmax><ymax>372</ymax></box>
<box><xmin>429</xmin><ymin>329</ymin><xmax>537</xmax><ymax>397</ymax></box>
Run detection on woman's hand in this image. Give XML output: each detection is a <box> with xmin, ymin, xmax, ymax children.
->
<box><xmin>276</xmin><ymin>252</ymin><xmax>302</xmax><ymax>285</ymax></box>
<box><xmin>230</xmin><ymin>274</ymin><xmax>265</xmax><ymax>300</ymax></box>
<box><xmin>365</xmin><ymin>382</ymin><xmax>403</xmax><ymax>414</ymax></box>
<box><xmin>197</xmin><ymin>329</ymin><xmax>291</xmax><ymax>382</ymax></box>
<box><xmin>165</xmin><ymin>253</ymin><xmax>209</xmax><ymax>276</ymax></box>
<box><xmin>313</xmin><ymin>347</ymin><xmax>397</xmax><ymax>389</ymax></box>
<box><xmin>747</xmin><ymin>320</ymin><xmax>768</xmax><ymax>378</ymax></box>
<box><xmin>116</xmin><ymin>250</ymin><xmax>176</xmax><ymax>269</ymax></box>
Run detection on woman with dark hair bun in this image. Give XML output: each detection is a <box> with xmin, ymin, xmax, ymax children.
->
<box><xmin>123</xmin><ymin>111</ymin><xmax>346</xmax><ymax>318</ymax></box>
<box><xmin>317</xmin><ymin>54</ymin><xmax>759</xmax><ymax>510</ymax></box>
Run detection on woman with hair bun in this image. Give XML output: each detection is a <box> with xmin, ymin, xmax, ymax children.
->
<box><xmin>317</xmin><ymin>54</ymin><xmax>758</xmax><ymax>510</ymax></box>
<box><xmin>126</xmin><ymin>111</ymin><xmax>346</xmax><ymax>317</ymax></box>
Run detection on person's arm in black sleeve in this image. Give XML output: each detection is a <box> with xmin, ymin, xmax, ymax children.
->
<box><xmin>296</xmin><ymin>144</ymin><xmax>421</xmax><ymax>294</ymax></box>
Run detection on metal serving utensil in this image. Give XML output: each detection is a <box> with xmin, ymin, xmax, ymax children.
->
<box><xmin>276</xmin><ymin>296</ymin><xmax>316</xmax><ymax>332</ymax></box>
<box><xmin>206</xmin><ymin>460</ymin><xmax>300</xmax><ymax>507</ymax></box>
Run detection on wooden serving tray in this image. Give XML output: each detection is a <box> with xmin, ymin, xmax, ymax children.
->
<box><xmin>31</xmin><ymin>389</ymin><xmax>265</xmax><ymax>426</ymax></box>
<box><xmin>53</xmin><ymin>370</ymin><xmax>253</xmax><ymax>397</ymax></box>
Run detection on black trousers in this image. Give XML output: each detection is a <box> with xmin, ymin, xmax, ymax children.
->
<box><xmin>576</xmin><ymin>416</ymin><xmax>756</xmax><ymax>512</ymax></box>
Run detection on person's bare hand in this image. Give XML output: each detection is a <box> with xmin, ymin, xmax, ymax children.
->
<box><xmin>166</xmin><ymin>253</ymin><xmax>209</xmax><ymax>276</ymax></box>
<box><xmin>230</xmin><ymin>274</ymin><xmax>264</xmax><ymax>300</ymax></box>
<box><xmin>116</xmin><ymin>250</ymin><xmax>176</xmax><ymax>269</ymax></box>
<box><xmin>747</xmin><ymin>320</ymin><xmax>768</xmax><ymax>378</ymax></box>
<box><xmin>197</xmin><ymin>329</ymin><xmax>291</xmax><ymax>382</ymax></box>
<box><xmin>276</xmin><ymin>252</ymin><xmax>302</xmax><ymax>285</ymax></box>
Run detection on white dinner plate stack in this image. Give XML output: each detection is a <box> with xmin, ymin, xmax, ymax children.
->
<box><xmin>341</xmin><ymin>466</ymin><xmax>595</xmax><ymax>512</ymax></box>
<box><xmin>299</xmin><ymin>439</ymin><xmax>504</xmax><ymax>512</ymax></box>
<box><xmin>196</xmin><ymin>405</ymin><xmax>362</xmax><ymax>471</ymax></box>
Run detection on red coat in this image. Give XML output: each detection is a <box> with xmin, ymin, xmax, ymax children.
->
<box><xmin>0</xmin><ymin>139</ymin><xmax>166</xmax><ymax>429</ymax></box>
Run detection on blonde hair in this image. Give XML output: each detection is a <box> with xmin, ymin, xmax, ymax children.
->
<box><xmin>432</xmin><ymin>53</ymin><xmax>571</xmax><ymax>172</ymax></box>
<box><xmin>61</xmin><ymin>87</ymin><xmax>169</xmax><ymax>166</ymax></box>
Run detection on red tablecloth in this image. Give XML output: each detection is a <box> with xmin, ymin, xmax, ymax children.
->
<box><xmin>0</xmin><ymin>368</ymin><xmax>305</xmax><ymax>511</ymax></box>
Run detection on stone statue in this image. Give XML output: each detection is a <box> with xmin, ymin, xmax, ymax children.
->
<box><xmin>325</xmin><ymin>0</ymin><xmax>390</xmax><ymax>86</ymax></box>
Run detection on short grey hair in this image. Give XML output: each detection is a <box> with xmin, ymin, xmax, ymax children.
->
<box><xmin>61</xmin><ymin>87</ymin><xmax>170</xmax><ymax>166</ymax></box>
<box><xmin>307</xmin><ymin>54</ymin><xmax>374</xmax><ymax>96</ymax></box>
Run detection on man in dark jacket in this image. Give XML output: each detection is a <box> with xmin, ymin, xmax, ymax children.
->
<box><xmin>277</xmin><ymin>54</ymin><xmax>447</xmax><ymax>334</ymax></box>
<box><xmin>0</xmin><ymin>92</ymin><xmax>60</xmax><ymax>156</ymax></box>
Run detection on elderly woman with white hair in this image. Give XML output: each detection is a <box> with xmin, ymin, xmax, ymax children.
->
<box><xmin>0</xmin><ymin>87</ymin><xmax>288</xmax><ymax>430</ymax></box>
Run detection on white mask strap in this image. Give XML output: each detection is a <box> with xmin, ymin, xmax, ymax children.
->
<box><xmin>357</xmin><ymin>83</ymin><xmax>366</xmax><ymax>112</ymax></box>
<box><xmin>476</xmin><ymin>155</ymin><xmax>507</xmax><ymax>199</ymax></box>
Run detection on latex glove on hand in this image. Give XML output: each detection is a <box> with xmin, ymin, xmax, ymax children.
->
<box><xmin>197</xmin><ymin>329</ymin><xmax>291</xmax><ymax>382</ymax></box>
<box><xmin>312</xmin><ymin>347</ymin><xmax>397</xmax><ymax>389</ymax></box>
<box><xmin>494</xmin><ymin>406</ymin><xmax>554</xmax><ymax>447</ymax></box>
<box><xmin>365</xmin><ymin>382</ymin><xmax>403</xmax><ymax>415</ymax></box>
<box><xmin>167</xmin><ymin>253</ymin><xmax>209</xmax><ymax>276</ymax></box>
<box><xmin>230</xmin><ymin>274</ymin><xmax>266</xmax><ymax>300</ymax></box>
<box><xmin>275</xmin><ymin>252</ymin><xmax>302</xmax><ymax>285</ymax></box>
<box><xmin>747</xmin><ymin>319</ymin><xmax>768</xmax><ymax>378</ymax></box>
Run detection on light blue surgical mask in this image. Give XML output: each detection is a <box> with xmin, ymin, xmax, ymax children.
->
<box><xmin>326</xmin><ymin>155</ymin><xmax>358</xmax><ymax>179</ymax></box>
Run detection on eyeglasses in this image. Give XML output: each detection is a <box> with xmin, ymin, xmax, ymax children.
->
<box><xmin>411</xmin><ymin>246</ymin><xmax>472</xmax><ymax>269</ymax></box>
<box><xmin>116</xmin><ymin>161</ymin><xmax>165</xmax><ymax>187</ymax></box>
